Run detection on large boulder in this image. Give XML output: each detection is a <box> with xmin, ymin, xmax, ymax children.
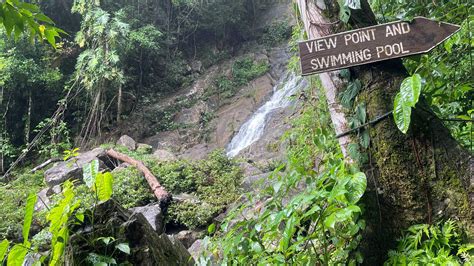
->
<box><xmin>44</xmin><ymin>148</ymin><xmax>107</xmax><ymax>187</ymax></box>
<box><xmin>152</xmin><ymin>149</ymin><xmax>177</xmax><ymax>162</ymax></box>
<box><xmin>70</xmin><ymin>200</ymin><xmax>194</xmax><ymax>265</ymax></box>
<box><xmin>116</xmin><ymin>135</ymin><xmax>137</xmax><ymax>150</ymax></box>
<box><xmin>129</xmin><ymin>203</ymin><xmax>164</xmax><ymax>234</ymax></box>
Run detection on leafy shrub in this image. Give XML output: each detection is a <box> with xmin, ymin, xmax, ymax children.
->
<box><xmin>111</xmin><ymin>167</ymin><xmax>155</xmax><ymax>209</ymax></box>
<box><xmin>261</xmin><ymin>20</ymin><xmax>292</xmax><ymax>47</ymax></box>
<box><xmin>106</xmin><ymin>147</ymin><xmax>242</xmax><ymax>229</ymax></box>
<box><xmin>386</xmin><ymin>220</ymin><xmax>474</xmax><ymax>265</ymax></box>
<box><xmin>160</xmin><ymin>150</ymin><xmax>242</xmax><ymax>229</ymax></box>
<box><xmin>232</xmin><ymin>57</ymin><xmax>269</xmax><ymax>86</ymax></box>
<box><xmin>206</xmin><ymin>56</ymin><xmax>270</xmax><ymax>101</ymax></box>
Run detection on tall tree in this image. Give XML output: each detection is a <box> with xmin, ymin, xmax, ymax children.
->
<box><xmin>296</xmin><ymin>0</ymin><xmax>473</xmax><ymax>263</ymax></box>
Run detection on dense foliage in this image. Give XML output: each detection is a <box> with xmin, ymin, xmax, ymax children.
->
<box><xmin>198</xmin><ymin>78</ymin><xmax>367</xmax><ymax>265</ymax></box>
<box><xmin>0</xmin><ymin>0</ymin><xmax>274</xmax><ymax>174</ymax></box>
<box><xmin>371</xmin><ymin>0</ymin><xmax>473</xmax><ymax>150</ymax></box>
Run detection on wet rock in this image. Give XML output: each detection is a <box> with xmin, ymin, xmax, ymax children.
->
<box><xmin>44</xmin><ymin>148</ymin><xmax>107</xmax><ymax>187</ymax></box>
<box><xmin>130</xmin><ymin>203</ymin><xmax>164</xmax><ymax>234</ymax></box>
<box><xmin>117</xmin><ymin>135</ymin><xmax>137</xmax><ymax>150</ymax></box>
<box><xmin>152</xmin><ymin>149</ymin><xmax>177</xmax><ymax>162</ymax></box>
<box><xmin>136</xmin><ymin>143</ymin><xmax>153</xmax><ymax>154</ymax></box>
<box><xmin>174</xmin><ymin>230</ymin><xmax>204</xmax><ymax>249</ymax></box>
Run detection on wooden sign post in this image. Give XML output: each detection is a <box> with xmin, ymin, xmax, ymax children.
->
<box><xmin>299</xmin><ymin>17</ymin><xmax>460</xmax><ymax>75</ymax></box>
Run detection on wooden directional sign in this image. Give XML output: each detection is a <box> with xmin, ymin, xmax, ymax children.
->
<box><xmin>299</xmin><ymin>17</ymin><xmax>460</xmax><ymax>76</ymax></box>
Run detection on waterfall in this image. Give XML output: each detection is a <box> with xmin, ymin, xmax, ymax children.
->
<box><xmin>226</xmin><ymin>73</ymin><xmax>307</xmax><ymax>157</ymax></box>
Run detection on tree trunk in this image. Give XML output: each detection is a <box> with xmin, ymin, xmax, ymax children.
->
<box><xmin>117</xmin><ymin>84</ymin><xmax>123</xmax><ymax>123</ymax></box>
<box><xmin>105</xmin><ymin>149</ymin><xmax>171</xmax><ymax>205</ymax></box>
<box><xmin>296</xmin><ymin>0</ymin><xmax>473</xmax><ymax>264</ymax></box>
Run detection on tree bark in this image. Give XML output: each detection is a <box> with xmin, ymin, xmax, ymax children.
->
<box><xmin>296</xmin><ymin>0</ymin><xmax>473</xmax><ymax>264</ymax></box>
<box><xmin>106</xmin><ymin>149</ymin><xmax>171</xmax><ymax>204</ymax></box>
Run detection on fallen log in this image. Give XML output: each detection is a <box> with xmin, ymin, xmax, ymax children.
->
<box><xmin>106</xmin><ymin>149</ymin><xmax>171</xmax><ymax>204</ymax></box>
<box><xmin>30</xmin><ymin>158</ymin><xmax>62</xmax><ymax>173</ymax></box>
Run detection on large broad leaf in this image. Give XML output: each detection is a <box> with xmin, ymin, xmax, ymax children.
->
<box><xmin>6</xmin><ymin>243</ymin><xmax>28</xmax><ymax>266</ymax></box>
<box><xmin>22</xmin><ymin>193</ymin><xmax>37</xmax><ymax>243</ymax></box>
<box><xmin>400</xmin><ymin>74</ymin><xmax>422</xmax><ymax>107</ymax></box>
<box><xmin>95</xmin><ymin>172</ymin><xmax>113</xmax><ymax>201</ymax></box>
<box><xmin>346</xmin><ymin>172</ymin><xmax>367</xmax><ymax>204</ymax></box>
<box><xmin>393</xmin><ymin>93</ymin><xmax>412</xmax><ymax>134</ymax></box>
<box><xmin>0</xmin><ymin>239</ymin><xmax>9</xmax><ymax>264</ymax></box>
<box><xmin>83</xmin><ymin>160</ymin><xmax>99</xmax><ymax>188</ymax></box>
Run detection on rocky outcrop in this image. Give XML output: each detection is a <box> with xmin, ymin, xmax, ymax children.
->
<box><xmin>117</xmin><ymin>135</ymin><xmax>137</xmax><ymax>150</ymax></box>
<box><xmin>174</xmin><ymin>230</ymin><xmax>204</xmax><ymax>248</ymax></box>
<box><xmin>130</xmin><ymin>203</ymin><xmax>164</xmax><ymax>234</ymax></box>
<box><xmin>70</xmin><ymin>200</ymin><xmax>193</xmax><ymax>265</ymax></box>
<box><xmin>44</xmin><ymin>148</ymin><xmax>107</xmax><ymax>187</ymax></box>
<box><xmin>152</xmin><ymin>149</ymin><xmax>177</xmax><ymax>162</ymax></box>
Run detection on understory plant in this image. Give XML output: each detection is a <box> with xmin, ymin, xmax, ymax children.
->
<box><xmin>0</xmin><ymin>156</ymin><xmax>120</xmax><ymax>265</ymax></box>
<box><xmin>199</xmin><ymin>77</ymin><xmax>367</xmax><ymax>265</ymax></box>
<box><xmin>385</xmin><ymin>220</ymin><xmax>474</xmax><ymax>265</ymax></box>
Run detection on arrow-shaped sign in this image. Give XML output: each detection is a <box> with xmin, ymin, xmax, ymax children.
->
<box><xmin>299</xmin><ymin>17</ymin><xmax>460</xmax><ymax>76</ymax></box>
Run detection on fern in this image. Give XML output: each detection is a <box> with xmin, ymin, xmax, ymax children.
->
<box><xmin>385</xmin><ymin>220</ymin><xmax>471</xmax><ymax>265</ymax></box>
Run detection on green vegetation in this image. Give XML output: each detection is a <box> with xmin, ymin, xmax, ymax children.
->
<box><xmin>108</xmin><ymin>146</ymin><xmax>243</xmax><ymax>229</ymax></box>
<box><xmin>260</xmin><ymin>20</ymin><xmax>292</xmax><ymax>47</ymax></box>
<box><xmin>0</xmin><ymin>170</ymin><xmax>45</xmax><ymax>239</ymax></box>
<box><xmin>371</xmin><ymin>0</ymin><xmax>473</xmax><ymax>150</ymax></box>
<box><xmin>386</xmin><ymin>220</ymin><xmax>473</xmax><ymax>264</ymax></box>
<box><xmin>199</xmin><ymin>78</ymin><xmax>366</xmax><ymax>265</ymax></box>
<box><xmin>205</xmin><ymin>56</ymin><xmax>270</xmax><ymax>100</ymax></box>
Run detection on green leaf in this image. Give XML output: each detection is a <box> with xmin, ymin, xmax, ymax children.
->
<box><xmin>393</xmin><ymin>92</ymin><xmax>412</xmax><ymax>134</ymax></box>
<box><xmin>23</xmin><ymin>193</ymin><xmax>37</xmax><ymax>243</ymax></box>
<box><xmin>115</xmin><ymin>243</ymin><xmax>130</xmax><ymax>255</ymax></box>
<box><xmin>83</xmin><ymin>160</ymin><xmax>99</xmax><ymax>188</ymax></box>
<box><xmin>0</xmin><ymin>239</ymin><xmax>9</xmax><ymax>264</ymax></box>
<box><xmin>95</xmin><ymin>172</ymin><xmax>113</xmax><ymax>201</ymax></box>
<box><xmin>208</xmin><ymin>223</ymin><xmax>216</xmax><ymax>234</ymax></box>
<box><xmin>346</xmin><ymin>172</ymin><xmax>367</xmax><ymax>204</ymax></box>
<box><xmin>400</xmin><ymin>74</ymin><xmax>422</xmax><ymax>107</ymax></box>
<box><xmin>97</xmin><ymin>236</ymin><xmax>115</xmax><ymax>246</ymax></box>
<box><xmin>6</xmin><ymin>244</ymin><xmax>28</xmax><ymax>266</ymax></box>
<box><xmin>44</xmin><ymin>28</ymin><xmax>57</xmax><ymax>48</ymax></box>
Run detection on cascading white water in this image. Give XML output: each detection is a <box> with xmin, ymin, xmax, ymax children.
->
<box><xmin>226</xmin><ymin>73</ymin><xmax>307</xmax><ymax>157</ymax></box>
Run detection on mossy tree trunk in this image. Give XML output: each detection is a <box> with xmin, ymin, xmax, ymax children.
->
<box><xmin>296</xmin><ymin>0</ymin><xmax>473</xmax><ymax>264</ymax></box>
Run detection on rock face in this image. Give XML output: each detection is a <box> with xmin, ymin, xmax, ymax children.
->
<box><xmin>71</xmin><ymin>200</ymin><xmax>194</xmax><ymax>265</ymax></box>
<box><xmin>175</xmin><ymin>230</ymin><xmax>203</xmax><ymax>248</ymax></box>
<box><xmin>152</xmin><ymin>149</ymin><xmax>177</xmax><ymax>162</ymax></box>
<box><xmin>130</xmin><ymin>203</ymin><xmax>164</xmax><ymax>234</ymax></box>
<box><xmin>35</xmin><ymin>188</ymin><xmax>51</xmax><ymax>212</ymax></box>
<box><xmin>44</xmin><ymin>148</ymin><xmax>107</xmax><ymax>187</ymax></box>
<box><xmin>117</xmin><ymin>135</ymin><xmax>137</xmax><ymax>150</ymax></box>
